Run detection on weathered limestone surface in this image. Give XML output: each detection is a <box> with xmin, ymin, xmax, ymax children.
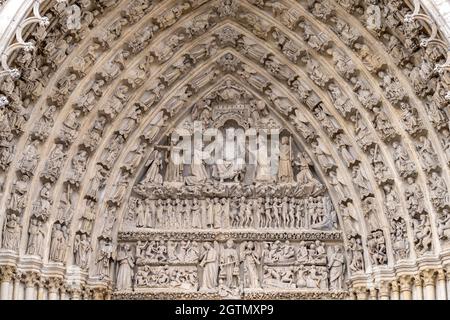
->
<box><xmin>0</xmin><ymin>0</ymin><xmax>449</xmax><ymax>300</ymax></box>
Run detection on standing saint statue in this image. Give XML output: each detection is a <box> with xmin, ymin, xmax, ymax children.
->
<box><xmin>199</xmin><ymin>242</ymin><xmax>219</xmax><ymax>290</ymax></box>
<box><xmin>240</xmin><ymin>241</ymin><xmax>261</xmax><ymax>289</ymax></box>
<box><xmin>277</xmin><ymin>136</ymin><xmax>294</xmax><ymax>183</ymax></box>
<box><xmin>220</xmin><ymin>240</ymin><xmax>239</xmax><ymax>289</ymax></box>
<box><xmin>212</xmin><ymin>197</ymin><xmax>223</xmax><ymax>229</ymax></box>
<box><xmin>328</xmin><ymin>246</ymin><xmax>345</xmax><ymax>290</ymax></box>
<box><xmin>116</xmin><ymin>244</ymin><xmax>135</xmax><ymax>291</ymax></box>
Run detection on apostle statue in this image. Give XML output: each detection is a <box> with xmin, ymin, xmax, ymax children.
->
<box><xmin>277</xmin><ymin>136</ymin><xmax>294</xmax><ymax>183</ymax></box>
<box><xmin>74</xmin><ymin>234</ymin><xmax>92</xmax><ymax>269</ymax></box>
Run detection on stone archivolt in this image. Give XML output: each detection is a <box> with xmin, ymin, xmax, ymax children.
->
<box><xmin>0</xmin><ymin>0</ymin><xmax>448</xmax><ymax>300</ymax></box>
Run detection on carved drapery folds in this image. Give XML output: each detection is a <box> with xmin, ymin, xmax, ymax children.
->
<box><xmin>0</xmin><ymin>0</ymin><xmax>449</xmax><ymax>300</ymax></box>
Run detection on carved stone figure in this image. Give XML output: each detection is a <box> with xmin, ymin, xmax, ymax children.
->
<box><xmin>392</xmin><ymin>141</ymin><xmax>416</xmax><ymax>178</ymax></box>
<box><xmin>348</xmin><ymin>235</ymin><xmax>364</xmax><ymax>273</ymax></box>
<box><xmin>74</xmin><ymin>234</ymin><xmax>91</xmax><ymax>269</ymax></box>
<box><xmin>2</xmin><ymin>213</ymin><xmax>21</xmax><ymax>250</ymax></box>
<box><xmin>42</xmin><ymin>144</ymin><xmax>66</xmax><ymax>182</ymax></box>
<box><xmin>413</xmin><ymin>214</ymin><xmax>433</xmax><ymax>255</ymax></box>
<box><xmin>31</xmin><ymin>183</ymin><xmax>52</xmax><ymax>221</ymax></box>
<box><xmin>19</xmin><ymin>140</ymin><xmax>40</xmax><ymax>176</ymax></box>
<box><xmin>219</xmin><ymin>240</ymin><xmax>239</xmax><ymax>290</ymax></box>
<box><xmin>429</xmin><ymin>172</ymin><xmax>449</xmax><ymax>210</ymax></box>
<box><xmin>26</xmin><ymin>218</ymin><xmax>45</xmax><ymax>256</ymax></box>
<box><xmin>8</xmin><ymin>175</ymin><xmax>30</xmax><ymax>214</ymax></box>
<box><xmin>277</xmin><ymin>136</ymin><xmax>294</xmax><ymax>183</ymax></box>
<box><xmin>328</xmin><ymin>247</ymin><xmax>345</xmax><ymax>290</ymax></box>
<box><xmin>116</xmin><ymin>244</ymin><xmax>135</xmax><ymax>291</ymax></box>
<box><xmin>240</xmin><ymin>241</ymin><xmax>261</xmax><ymax>289</ymax></box>
<box><xmin>31</xmin><ymin>105</ymin><xmax>57</xmax><ymax>141</ymax></box>
<box><xmin>352</xmin><ymin>165</ymin><xmax>373</xmax><ymax>199</ymax></box>
<box><xmin>67</xmin><ymin>150</ymin><xmax>88</xmax><ymax>187</ymax></box>
<box><xmin>49</xmin><ymin>223</ymin><xmax>68</xmax><ymax>262</ymax></box>
<box><xmin>416</xmin><ymin>136</ymin><xmax>439</xmax><ymax>172</ymax></box>
<box><xmin>199</xmin><ymin>242</ymin><xmax>219</xmax><ymax>291</ymax></box>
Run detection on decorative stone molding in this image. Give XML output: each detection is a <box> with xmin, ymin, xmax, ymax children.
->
<box><xmin>0</xmin><ymin>0</ymin><xmax>449</xmax><ymax>300</ymax></box>
<box><xmin>0</xmin><ymin>0</ymin><xmax>52</xmax><ymax>80</ymax></box>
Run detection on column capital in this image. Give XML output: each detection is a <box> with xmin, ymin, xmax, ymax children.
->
<box><xmin>398</xmin><ymin>275</ymin><xmax>412</xmax><ymax>292</ymax></box>
<box><xmin>378</xmin><ymin>281</ymin><xmax>390</xmax><ymax>295</ymax></box>
<box><xmin>421</xmin><ymin>269</ymin><xmax>437</xmax><ymax>286</ymax></box>
<box><xmin>0</xmin><ymin>265</ymin><xmax>16</xmax><ymax>282</ymax></box>
<box><xmin>368</xmin><ymin>287</ymin><xmax>378</xmax><ymax>300</ymax></box>
<box><xmin>390</xmin><ymin>280</ymin><xmax>400</xmax><ymax>292</ymax></box>
<box><xmin>82</xmin><ymin>287</ymin><xmax>93</xmax><ymax>300</ymax></box>
<box><xmin>436</xmin><ymin>269</ymin><xmax>446</xmax><ymax>281</ymax></box>
<box><xmin>413</xmin><ymin>275</ymin><xmax>422</xmax><ymax>286</ymax></box>
<box><xmin>92</xmin><ymin>287</ymin><xmax>109</xmax><ymax>300</ymax></box>
<box><xmin>23</xmin><ymin>272</ymin><xmax>40</xmax><ymax>287</ymax></box>
<box><xmin>444</xmin><ymin>266</ymin><xmax>450</xmax><ymax>281</ymax></box>
<box><xmin>46</xmin><ymin>277</ymin><xmax>62</xmax><ymax>293</ymax></box>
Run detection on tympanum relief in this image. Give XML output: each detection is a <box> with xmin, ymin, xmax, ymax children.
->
<box><xmin>117</xmin><ymin>81</ymin><xmax>345</xmax><ymax>298</ymax></box>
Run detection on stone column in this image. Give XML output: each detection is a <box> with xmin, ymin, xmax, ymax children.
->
<box><xmin>390</xmin><ymin>281</ymin><xmax>400</xmax><ymax>300</ymax></box>
<box><xmin>354</xmin><ymin>286</ymin><xmax>368</xmax><ymax>300</ymax></box>
<box><xmin>369</xmin><ymin>288</ymin><xmax>378</xmax><ymax>300</ymax></box>
<box><xmin>60</xmin><ymin>287</ymin><xmax>68</xmax><ymax>300</ymax></box>
<box><xmin>48</xmin><ymin>286</ymin><xmax>58</xmax><ymax>300</ymax></box>
<box><xmin>47</xmin><ymin>278</ymin><xmax>61</xmax><ymax>300</ymax></box>
<box><xmin>24</xmin><ymin>272</ymin><xmax>38</xmax><ymax>300</ymax></box>
<box><xmin>378</xmin><ymin>282</ymin><xmax>390</xmax><ymax>300</ymax></box>
<box><xmin>13</xmin><ymin>273</ymin><xmax>23</xmax><ymax>300</ymax></box>
<box><xmin>412</xmin><ymin>276</ymin><xmax>423</xmax><ymax>300</ymax></box>
<box><xmin>422</xmin><ymin>269</ymin><xmax>436</xmax><ymax>300</ymax></box>
<box><xmin>436</xmin><ymin>270</ymin><xmax>447</xmax><ymax>300</ymax></box>
<box><xmin>399</xmin><ymin>276</ymin><xmax>412</xmax><ymax>300</ymax></box>
<box><xmin>446</xmin><ymin>268</ymin><xmax>450</xmax><ymax>301</ymax></box>
<box><xmin>82</xmin><ymin>288</ymin><xmax>93</xmax><ymax>300</ymax></box>
<box><xmin>71</xmin><ymin>288</ymin><xmax>81</xmax><ymax>300</ymax></box>
<box><xmin>37</xmin><ymin>282</ymin><xmax>45</xmax><ymax>300</ymax></box>
<box><xmin>0</xmin><ymin>266</ymin><xmax>14</xmax><ymax>300</ymax></box>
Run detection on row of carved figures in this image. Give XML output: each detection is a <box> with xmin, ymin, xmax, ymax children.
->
<box><xmin>126</xmin><ymin>195</ymin><xmax>337</xmax><ymax>230</ymax></box>
<box><xmin>0</xmin><ymin>0</ymin><xmax>446</xmax><ymax>276</ymax></box>
<box><xmin>115</xmin><ymin>240</ymin><xmax>346</xmax><ymax>293</ymax></box>
<box><xmin>132</xmin><ymin>239</ymin><xmax>331</xmax><ymax>266</ymax></box>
